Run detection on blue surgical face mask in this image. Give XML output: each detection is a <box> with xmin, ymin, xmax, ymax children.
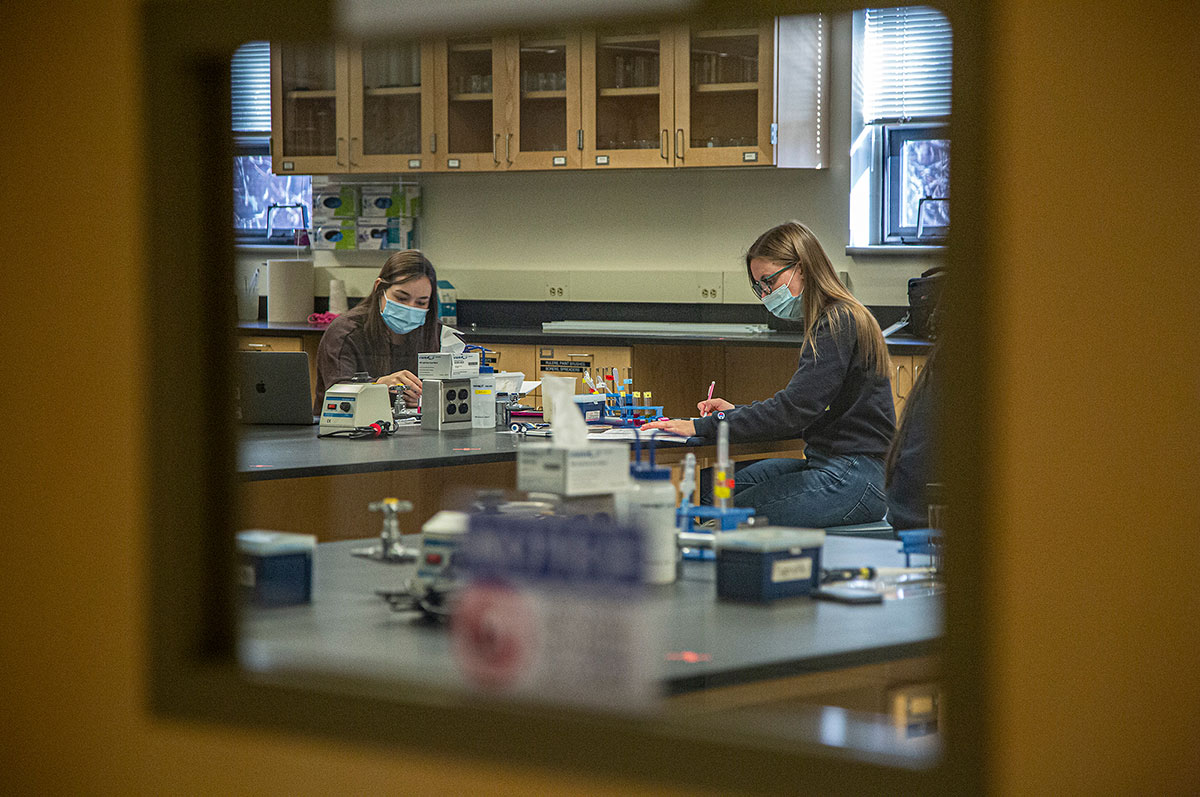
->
<box><xmin>381</xmin><ymin>295</ymin><xmax>427</xmax><ymax>334</ymax></box>
<box><xmin>761</xmin><ymin>272</ymin><xmax>804</xmax><ymax>320</ymax></box>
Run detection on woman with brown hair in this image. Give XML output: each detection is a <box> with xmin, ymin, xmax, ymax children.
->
<box><xmin>642</xmin><ymin>221</ymin><xmax>896</xmax><ymax>528</ymax></box>
<box><xmin>312</xmin><ymin>250</ymin><xmax>441</xmax><ymax>414</ymax></box>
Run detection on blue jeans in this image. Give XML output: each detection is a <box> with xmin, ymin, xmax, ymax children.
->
<box><xmin>731</xmin><ymin>449</ymin><xmax>888</xmax><ymax>528</ymax></box>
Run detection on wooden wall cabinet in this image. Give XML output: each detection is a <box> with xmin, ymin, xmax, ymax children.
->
<box><xmin>272</xmin><ymin>41</ymin><xmax>436</xmax><ymax>175</ymax></box>
<box><xmin>433</xmin><ymin>33</ymin><xmax>582</xmax><ymax>172</ymax></box>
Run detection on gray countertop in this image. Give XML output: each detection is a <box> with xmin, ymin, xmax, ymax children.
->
<box><xmin>240</xmin><ymin>537</ymin><xmax>941</xmax><ymax>696</ymax></box>
<box><xmin>239</xmin><ymin>424</ymin><xmax>527</xmax><ymax>480</ymax></box>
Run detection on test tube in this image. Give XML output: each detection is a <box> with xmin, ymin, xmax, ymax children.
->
<box><xmin>714</xmin><ymin>420</ymin><xmax>733</xmax><ymax>510</ymax></box>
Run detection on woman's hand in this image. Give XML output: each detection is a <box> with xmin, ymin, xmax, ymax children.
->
<box><xmin>698</xmin><ymin>397</ymin><xmax>734</xmax><ymax>416</ymax></box>
<box><xmin>377</xmin><ymin>370</ymin><xmax>423</xmax><ymax>407</ymax></box>
<box><xmin>639</xmin><ymin>418</ymin><xmax>696</xmax><ymax>437</ymax></box>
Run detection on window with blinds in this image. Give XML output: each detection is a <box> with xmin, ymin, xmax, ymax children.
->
<box><xmin>232</xmin><ymin>41</ymin><xmax>272</xmax><ymax>133</ymax></box>
<box><xmin>230</xmin><ymin>41</ymin><xmax>312</xmax><ymax>242</ymax></box>
<box><xmin>854</xmin><ymin>7</ymin><xmax>952</xmax><ymax>244</ymax></box>
<box><xmin>863</xmin><ymin>6</ymin><xmax>952</xmax><ymax>123</ymax></box>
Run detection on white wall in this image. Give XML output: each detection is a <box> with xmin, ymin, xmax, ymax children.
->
<box><xmin>237</xmin><ymin>13</ymin><xmax>937</xmax><ymax>309</ymax></box>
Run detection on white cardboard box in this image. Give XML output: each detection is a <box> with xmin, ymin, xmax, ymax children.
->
<box><xmin>517</xmin><ymin>443</ymin><xmax>631</xmax><ymax>496</ymax></box>
<box><xmin>417</xmin><ymin>351</ymin><xmax>480</xmax><ymax>379</ymax></box>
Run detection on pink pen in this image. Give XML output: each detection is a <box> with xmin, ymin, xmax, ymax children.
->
<box><xmin>702</xmin><ymin>381</ymin><xmax>715</xmax><ymax>416</ymax></box>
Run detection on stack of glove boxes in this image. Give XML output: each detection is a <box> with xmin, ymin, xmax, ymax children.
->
<box><xmin>311</xmin><ymin>177</ymin><xmax>421</xmax><ymax>251</ymax></box>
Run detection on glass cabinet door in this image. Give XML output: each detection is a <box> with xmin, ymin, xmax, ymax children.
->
<box><xmin>581</xmin><ymin>27</ymin><xmax>676</xmax><ymax>169</ymax></box>
<box><xmin>350</xmin><ymin>41</ymin><xmax>435</xmax><ymax>172</ymax></box>
<box><xmin>673</xmin><ymin>22</ymin><xmax>775</xmax><ymax>167</ymax></box>
<box><xmin>271</xmin><ymin>43</ymin><xmax>349</xmax><ymax>174</ymax></box>
<box><xmin>509</xmin><ymin>33</ymin><xmax>581</xmax><ymax>170</ymax></box>
<box><xmin>435</xmin><ymin>36</ymin><xmax>506</xmax><ymax>170</ymax></box>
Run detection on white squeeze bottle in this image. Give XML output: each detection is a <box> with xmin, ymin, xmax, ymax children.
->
<box><xmin>629</xmin><ymin>439</ymin><xmax>678</xmax><ymax>585</ymax></box>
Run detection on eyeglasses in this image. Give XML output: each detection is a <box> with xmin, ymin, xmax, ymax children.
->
<box><xmin>750</xmin><ymin>263</ymin><xmax>796</xmax><ymax>298</ymax></box>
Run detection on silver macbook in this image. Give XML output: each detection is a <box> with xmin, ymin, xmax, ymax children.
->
<box><xmin>237</xmin><ymin>351</ymin><xmax>316</xmax><ymax>424</ymax></box>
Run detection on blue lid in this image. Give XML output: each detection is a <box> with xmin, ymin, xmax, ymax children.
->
<box><xmin>479</xmin><ymin>365</ymin><xmax>494</xmax><ymax>373</ymax></box>
<box><xmin>630</xmin><ymin>464</ymin><xmax>671</xmax><ymax>481</ymax></box>
<box><xmin>437</xmin><ymin>279</ymin><xmax>455</xmax><ymax>288</ymax></box>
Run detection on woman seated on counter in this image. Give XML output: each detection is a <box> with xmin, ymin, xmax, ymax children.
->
<box><xmin>642</xmin><ymin>221</ymin><xmax>896</xmax><ymax>528</ymax></box>
<box><xmin>312</xmin><ymin>250</ymin><xmax>441</xmax><ymax>415</ymax></box>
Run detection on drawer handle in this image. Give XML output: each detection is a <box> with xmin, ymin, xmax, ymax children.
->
<box><xmin>246</xmin><ymin>342</ymin><xmax>272</xmax><ymax>350</ymax></box>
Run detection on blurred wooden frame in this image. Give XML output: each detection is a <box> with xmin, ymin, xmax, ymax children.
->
<box><xmin>143</xmin><ymin>0</ymin><xmax>987</xmax><ymax>791</ymax></box>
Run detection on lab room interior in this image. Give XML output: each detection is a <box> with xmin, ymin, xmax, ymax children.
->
<box><xmin>2</xmin><ymin>0</ymin><xmax>1196</xmax><ymax>794</ymax></box>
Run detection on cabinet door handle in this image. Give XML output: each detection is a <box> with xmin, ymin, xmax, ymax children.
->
<box><xmin>505</xmin><ymin>132</ymin><xmax>512</xmax><ymax>165</ymax></box>
<box><xmin>577</xmin><ymin>129</ymin><xmax>584</xmax><ymax>150</ymax></box>
<box><xmin>493</xmin><ymin>133</ymin><xmax>501</xmax><ymax>165</ymax></box>
<box><xmin>675</xmin><ymin>129</ymin><xmax>684</xmax><ymax>162</ymax></box>
<box><xmin>336</xmin><ymin>136</ymin><xmax>345</xmax><ymax>166</ymax></box>
<box><xmin>350</xmin><ymin>136</ymin><xmax>359</xmax><ymax>166</ymax></box>
<box><xmin>430</xmin><ymin>133</ymin><xmax>437</xmax><ymax>153</ymax></box>
<box><xmin>660</xmin><ymin>129</ymin><xmax>668</xmax><ymax>160</ymax></box>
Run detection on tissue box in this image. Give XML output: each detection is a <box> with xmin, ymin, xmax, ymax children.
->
<box><xmin>312</xmin><ymin>219</ymin><xmax>357</xmax><ymax>250</ymax></box>
<box><xmin>437</xmin><ymin>279</ymin><xmax>457</xmax><ymax>326</ymax></box>
<box><xmin>357</xmin><ymin>218</ymin><xmax>389</xmax><ymax>250</ymax></box>
<box><xmin>237</xmin><ymin>530</ymin><xmax>316</xmax><ymax>607</ymax></box>
<box><xmin>311</xmin><ymin>183</ymin><xmax>359</xmax><ymax>221</ymax></box>
<box><xmin>517</xmin><ymin>442</ymin><xmax>631</xmax><ymax>496</ymax></box>
<box><xmin>417</xmin><ymin>351</ymin><xmax>480</xmax><ymax>379</ymax></box>
<box><xmin>715</xmin><ymin>527</ymin><xmax>825</xmax><ymax>603</ymax></box>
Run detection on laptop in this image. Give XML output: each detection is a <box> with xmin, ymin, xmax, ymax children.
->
<box><xmin>237</xmin><ymin>351</ymin><xmax>316</xmax><ymax>424</ymax></box>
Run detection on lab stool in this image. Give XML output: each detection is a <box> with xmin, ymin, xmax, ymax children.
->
<box><xmin>823</xmin><ymin>519</ymin><xmax>895</xmax><ymax>540</ymax></box>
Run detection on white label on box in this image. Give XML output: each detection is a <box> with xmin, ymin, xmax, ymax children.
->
<box><xmin>771</xmin><ymin>557</ymin><xmax>813</xmax><ymax>583</ymax></box>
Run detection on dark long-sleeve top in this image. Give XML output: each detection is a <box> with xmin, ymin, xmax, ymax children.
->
<box><xmin>312</xmin><ymin>313</ymin><xmax>439</xmax><ymax>414</ymax></box>
<box><xmin>692</xmin><ymin>312</ymin><xmax>896</xmax><ymax>457</ymax></box>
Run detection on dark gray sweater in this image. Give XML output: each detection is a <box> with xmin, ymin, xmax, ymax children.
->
<box><xmin>692</xmin><ymin>312</ymin><xmax>896</xmax><ymax>457</ymax></box>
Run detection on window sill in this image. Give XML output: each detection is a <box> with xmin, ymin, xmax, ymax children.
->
<box><xmin>846</xmin><ymin>245</ymin><xmax>945</xmax><ymax>257</ymax></box>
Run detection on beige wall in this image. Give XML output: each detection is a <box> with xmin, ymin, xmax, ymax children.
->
<box><xmin>238</xmin><ymin>14</ymin><xmax>934</xmax><ymax>309</ymax></box>
<box><xmin>3</xmin><ymin>1</ymin><xmax>1198</xmax><ymax>794</ymax></box>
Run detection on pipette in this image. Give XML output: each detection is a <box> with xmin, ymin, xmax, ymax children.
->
<box><xmin>713</xmin><ymin>420</ymin><xmax>733</xmax><ymax>509</ymax></box>
<box><xmin>679</xmin><ymin>452</ymin><xmax>697</xmax><ymax>512</ymax></box>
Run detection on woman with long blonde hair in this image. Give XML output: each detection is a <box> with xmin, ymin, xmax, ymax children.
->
<box><xmin>642</xmin><ymin>222</ymin><xmax>896</xmax><ymax>528</ymax></box>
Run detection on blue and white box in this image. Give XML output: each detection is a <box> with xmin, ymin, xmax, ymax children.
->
<box><xmin>237</xmin><ymin>530</ymin><xmax>316</xmax><ymax>607</ymax></box>
<box><xmin>357</xmin><ymin>217</ymin><xmax>390</xmax><ymax>250</ymax></box>
<box><xmin>716</xmin><ymin>527</ymin><xmax>825</xmax><ymax>602</ymax></box>
<box><xmin>312</xmin><ymin>219</ymin><xmax>357</xmax><ymax>250</ymax></box>
<box><xmin>311</xmin><ymin>181</ymin><xmax>359</xmax><ymax>221</ymax></box>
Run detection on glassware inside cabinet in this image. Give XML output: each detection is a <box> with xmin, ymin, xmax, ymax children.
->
<box><xmin>594</xmin><ymin>29</ymin><xmax>662</xmax><ymax>151</ymax></box>
<box><xmin>280</xmin><ymin>43</ymin><xmax>338</xmax><ymax>157</ymax></box>
<box><xmin>362</xmin><ymin>41</ymin><xmax>423</xmax><ymax>155</ymax></box>
<box><xmin>687</xmin><ymin>29</ymin><xmax>760</xmax><ymax>149</ymax></box>
<box><xmin>519</xmin><ymin>35</ymin><xmax>569</xmax><ymax>152</ymax></box>
<box><xmin>446</xmin><ymin>36</ymin><xmax>495</xmax><ymax>154</ymax></box>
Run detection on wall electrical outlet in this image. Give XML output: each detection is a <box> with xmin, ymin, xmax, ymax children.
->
<box><xmin>545</xmin><ymin>280</ymin><xmax>569</xmax><ymax>301</ymax></box>
<box><xmin>697</xmin><ymin>281</ymin><xmax>722</xmax><ymax>302</ymax></box>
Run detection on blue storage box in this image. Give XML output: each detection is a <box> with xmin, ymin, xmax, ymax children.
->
<box><xmin>237</xmin><ymin>530</ymin><xmax>316</xmax><ymax>607</ymax></box>
<box><xmin>715</xmin><ymin>527</ymin><xmax>825</xmax><ymax>603</ymax></box>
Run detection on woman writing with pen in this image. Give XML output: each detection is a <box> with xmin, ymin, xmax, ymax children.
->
<box><xmin>312</xmin><ymin>250</ymin><xmax>441</xmax><ymax>414</ymax></box>
<box><xmin>641</xmin><ymin>221</ymin><xmax>895</xmax><ymax>528</ymax></box>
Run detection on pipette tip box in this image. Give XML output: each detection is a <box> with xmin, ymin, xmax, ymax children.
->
<box><xmin>715</xmin><ymin>527</ymin><xmax>825</xmax><ymax>602</ymax></box>
<box><xmin>236</xmin><ymin>530</ymin><xmax>316</xmax><ymax>607</ymax></box>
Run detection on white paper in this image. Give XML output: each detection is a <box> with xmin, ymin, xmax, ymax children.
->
<box><xmin>587</xmin><ymin>428</ymin><xmax>692</xmax><ymax>442</ymax></box>
<box><xmin>439</xmin><ymin>325</ymin><xmax>466</xmax><ymax>353</ymax></box>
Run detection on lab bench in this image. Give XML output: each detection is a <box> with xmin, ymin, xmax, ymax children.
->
<box><xmin>240</xmin><ymin>536</ymin><xmax>941</xmax><ymax>750</ymax></box>
<box><xmin>238</xmin><ymin>424</ymin><xmax>805</xmax><ymax>541</ymax></box>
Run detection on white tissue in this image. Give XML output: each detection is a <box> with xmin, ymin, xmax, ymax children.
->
<box><xmin>542</xmin><ymin>375</ymin><xmax>587</xmax><ymax>449</ymax></box>
<box><xmin>328</xmin><ymin>279</ymin><xmax>348</xmax><ymax>314</ymax></box>
<box><xmin>439</xmin><ymin>325</ymin><xmax>466</xmax><ymax>353</ymax></box>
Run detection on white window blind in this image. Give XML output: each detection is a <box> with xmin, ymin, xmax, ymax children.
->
<box><xmin>863</xmin><ymin>7</ymin><xmax>952</xmax><ymax>122</ymax></box>
<box><xmin>232</xmin><ymin>41</ymin><xmax>271</xmax><ymax>133</ymax></box>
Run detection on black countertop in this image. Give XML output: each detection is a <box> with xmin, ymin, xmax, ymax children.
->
<box><xmin>236</xmin><ymin>320</ymin><xmax>933</xmax><ymax>354</ymax></box>
<box><xmin>241</xmin><ymin>538</ymin><xmax>942</xmax><ymax>697</ymax></box>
